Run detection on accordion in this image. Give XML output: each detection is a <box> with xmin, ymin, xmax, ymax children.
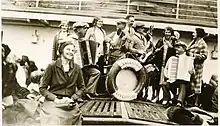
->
<box><xmin>74</xmin><ymin>40</ymin><xmax>99</xmax><ymax>68</ymax></box>
<box><xmin>166</xmin><ymin>55</ymin><xmax>194</xmax><ymax>83</ymax></box>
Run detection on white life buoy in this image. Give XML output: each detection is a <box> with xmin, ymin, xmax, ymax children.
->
<box><xmin>106</xmin><ymin>58</ymin><xmax>146</xmax><ymax>101</ymax></box>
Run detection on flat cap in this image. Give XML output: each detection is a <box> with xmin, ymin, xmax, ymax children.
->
<box><xmin>116</xmin><ymin>19</ymin><xmax>127</xmax><ymax>24</ymax></box>
<box><xmin>72</xmin><ymin>22</ymin><xmax>89</xmax><ymax>29</ymax></box>
<box><xmin>133</xmin><ymin>22</ymin><xmax>145</xmax><ymax>28</ymax></box>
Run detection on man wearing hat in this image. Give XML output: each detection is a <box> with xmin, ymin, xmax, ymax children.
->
<box><xmin>128</xmin><ymin>22</ymin><xmax>150</xmax><ymax>56</ymax></box>
<box><xmin>163</xmin><ymin>41</ymin><xmax>195</xmax><ymax>107</ymax></box>
<box><xmin>127</xmin><ymin>22</ymin><xmax>152</xmax><ymax>100</ymax></box>
<box><xmin>70</xmin><ymin>22</ymin><xmax>101</xmax><ymax>99</ymax></box>
<box><xmin>52</xmin><ymin>20</ymin><xmax>71</xmax><ymax>61</ymax></box>
<box><xmin>107</xmin><ymin>18</ymin><xmax>128</xmax><ymax>64</ymax></box>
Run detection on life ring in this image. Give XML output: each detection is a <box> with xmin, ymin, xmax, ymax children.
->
<box><xmin>106</xmin><ymin>58</ymin><xmax>146</xmax><ymax>101</ymax></box>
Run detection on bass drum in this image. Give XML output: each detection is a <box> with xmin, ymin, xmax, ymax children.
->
<box><xmin>106</xmin><ymin>58</ymin><xmax>146</xmax><ymax>101</ymax></box>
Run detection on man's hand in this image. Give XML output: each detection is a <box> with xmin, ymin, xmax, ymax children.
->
<box><xmin>26</xmin><ymin>94</ymin><xmax>36</xmax><ymax>100</ymax></box>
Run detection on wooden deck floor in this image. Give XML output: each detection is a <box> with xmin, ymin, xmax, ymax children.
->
<box><xmin>79</xmin><ymin>99</ymin><xmax>176</xmax><ymax>125</ymax></box>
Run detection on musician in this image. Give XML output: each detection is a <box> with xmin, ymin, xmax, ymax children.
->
<box><xmin>128</xmin><ymin>22</ymin><xmax>150</xmax><ymax>56</ymax></box>
<box><xmin>108</xmin><ymin>19</ymin><xmax>128</xmax><ymax>65</ymax></box>
<box><xmin>151</xmin><ymin>26</ymin><xmax>176</xmax><ymax>104</ymax></box>
<box><xmin>164</xmin><ymin>41</ymin><xmax>194</xmax><ymax>107</ymax></box>
<box><xmin>71</xmin><ymin>22</ymin><xmax>101</xmax><ymax>98</ymax></box>
<box><xmin>52</xmin><ymin>20</ymin><xmax>71</xmax><ymax>61</ymax></box>
<box><xmin>127</xmin><ymin>22</ymin><xmax>152</xmax><ymax>100</ymax></box>
<box><xmin>84</xmin><ymin>17</ymin><xmax>106</xmax><ymax>62</ymax></box>
<box><xmin>124</xmin><ymin>14</ymin><xmax>135</xmax><ymax>36</ymax></box>
<box><xmin>39</xmin><ymin>42</ymin><xmax>85</xmax><ymax>125</ymax></box>
<box><xmin>186</xmin><ymin>28</ymin><xmax>208</xmax><ymax>107</ymax></box>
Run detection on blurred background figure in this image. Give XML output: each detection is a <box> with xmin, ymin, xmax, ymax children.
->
<box><xmin>52</xmin><ymin>20</ymin><xmax>71</xmax><ymax>61</ymax></box>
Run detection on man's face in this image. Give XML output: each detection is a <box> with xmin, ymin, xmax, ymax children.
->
<box><xmin>164</xmin><ymin>30</ymin><xmax>172</xmax><ymax>40</ymax></box>
<box><xmin>96</xmin><ymin>19</ymin><xmax>103</xmax><ymax>28</ymax></box>
<box><xmin>117</xmin><ymin>23</ymin><xmax>126</xmax><ymax>30</ymax></box>
<box><xmin>175</xmin><ymin>46</ymin><xmax>185</xmax><ymax>55</ymax></box>
<box><xmin>137</xmin><ymin>27</ymin><xmax>145</xmax><ymax>34</ymax></box>
<box><xmin>79</xmin><ymin>27</ymin><xmax>88</xmax><ymax>37</ymax></box>
<box><xmin>127</xmin><ymin>17</ymin><xmax>135</xmax><ymax>26</ymax></box>
<box><xmin>2</xmin><ymin>47</ymin><xmax>5</xmax><ymax>60</ymax></box>
<box><xmin>62</xmin><ymin>45</ymin><xmax>76</xmax><ymax>60</ymax></box>
<box><xmin>61</xmin><ymin>24</ymin><xmax>68</xmax><ymax>32</ymax></box>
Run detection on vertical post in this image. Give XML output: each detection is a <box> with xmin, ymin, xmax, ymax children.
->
<box><xmin>1</xmin><ymin>31</ymin><xmax>3</xmax><ymax>43</ymax></box>
<box><xmin>36</xmin><ymin>0</ymin><xmax>39</xmax><ymax>7</ymax></box>
<box><xmin>79</xmin><ymin>0</ymin><xmax>82</xmax><ymax>11</ymax></box>
<box><xmin>127</xmin><ymin>0</ymin><xmax>130</xmax><ymax>14</ymax></box>
<box><xmin>176</xmin><ymin>0</ymin><xmax>180</xmax><ymax>19</ymax></box>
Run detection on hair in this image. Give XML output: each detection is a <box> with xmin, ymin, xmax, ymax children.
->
<box><xmin>2</xmin><ymin>43</ymin><xmax>11</xmax><ymax>59</ymax></box>
<box><xmin>58</xmin><ymin>41</ymin><xmax>75</xmax><ymax>55</ymax></box>
<box><xmin>92</xmin><ymin>16</ymin><xmax>102</xmax><ymax>27</ymax></box>
<box><xmin>29</xmin><ymin>60</ymin><xmax>38</xmax><ymax>73</ymax></box>
<box><xmin>20</xmin><ymin>55</ymin><xmax>30</xmax><ymax>66</ymax></box>
<box><xmin>125</xmin><ymin>15</ymin><xmax>134</xmax><ymax>20</ymax></box>
<box><xmin>195</xmin><ymin>28</ymin><xmax>206</xmax><ymax>38</ymax></box>
<box><xmin>163</xmin><ymin>26</ymin><xmax>174</xmax><ymax>36</ymax></box>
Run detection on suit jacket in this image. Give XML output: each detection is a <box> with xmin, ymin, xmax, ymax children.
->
<box><xmin>128</xmin><ymin>32</ymin><xmax>148</xmax><ymax>54</ymax></box>
<box><xmin>39</xmin><ymin>58</ymin><xmax>85</xmax><ymax>101</ymax></box>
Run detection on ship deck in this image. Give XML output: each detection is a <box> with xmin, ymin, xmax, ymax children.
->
<box><xmin>79</xmin><ymin>99</ymin><xmax>176</xmax><ymax>125</ymax></box>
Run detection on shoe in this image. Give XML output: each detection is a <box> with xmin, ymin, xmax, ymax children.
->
<box><xmin>151</xmin><ymin>96</ymin><xmax>159</xmax><ymax>103</ymax></box>
<box><xmin>163</xmin><ymin>102</ymin><xmax>171</xmax><ymax>108</ymax></box>
<box><xmin>85</xmin><ymin>93</ymin><xmax>92</xmax><ymax>100</ymax></box>
<box><xmin>162</xmin><ymin>100</ymin><xmax>169</xmax><ymax>105</ymax></box>
<box><xmin>90</xmin><ymin>93</ymin><xmax>99</xmax><ymax>97</ymax></box>
<box><xmin>77</xmin><ymin>98</ymin><xmax>84</xmax><ymax>103</ymax></box>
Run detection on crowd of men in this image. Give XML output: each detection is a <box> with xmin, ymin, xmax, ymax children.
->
<box><xmin>2</xmin><ymin>14</ymin><xmax>218</xmax><ymax>125</ymax></box>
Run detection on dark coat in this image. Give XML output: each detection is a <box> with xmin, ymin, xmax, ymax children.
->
<box><xmin>152</xmin><ymin>38</ymin><xmax>176</xmax><ymax>72</ymax></box>
<box><xmin>2</xmin><ymin>62</ymin><xmax>30</xmax><ymax>98</ymax></box>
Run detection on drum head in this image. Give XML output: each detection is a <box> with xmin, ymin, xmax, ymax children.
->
<box><xmin>115</xmin><ymin>69</ymin><xmax>138</xmax><ymax>93</ymax></box>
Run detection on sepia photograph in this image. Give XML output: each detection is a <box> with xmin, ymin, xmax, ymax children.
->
<box><xmin>1</xmin><ymin>0</ymin><xmax>218</xmax><ymax>125</ymax></box>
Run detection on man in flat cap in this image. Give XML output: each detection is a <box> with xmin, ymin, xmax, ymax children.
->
<box><xmin>127</xmin><ymin>22</ymin><xmax>153</xmax><ymax>100</ymax></box>
<box><xmin>107</xmin><ymin>19</ymin><xmax>129</xmax><ymax>64</ymax></box>
<box><xmin>128</xmin><ymin>22</ymin><xmax>150</xmax><ymax>56</ymax></box>
<box><xmin>70</xmin><ymin>22</ymin><xmax>101</xmax><ymax>99</ymax></box>
<box><xmin>52</xmin><ymin>20</ymin><xmax>71</xmax><ymax>61</ymax></box>
<box><xmin>163</xmin><ymin>41</ymin><xmax>194</xmax><ymax>107</ymax></box>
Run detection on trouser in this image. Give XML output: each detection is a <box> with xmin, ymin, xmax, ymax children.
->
<box><xmin>83</xmin><ymin>66</ymin><xmax>101</xmax><ymax>94</ymax></box>
<box><xmin>163</xmin><ymin>80</ymin><xmax>189</xmax><ymax>103</ymax></box>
